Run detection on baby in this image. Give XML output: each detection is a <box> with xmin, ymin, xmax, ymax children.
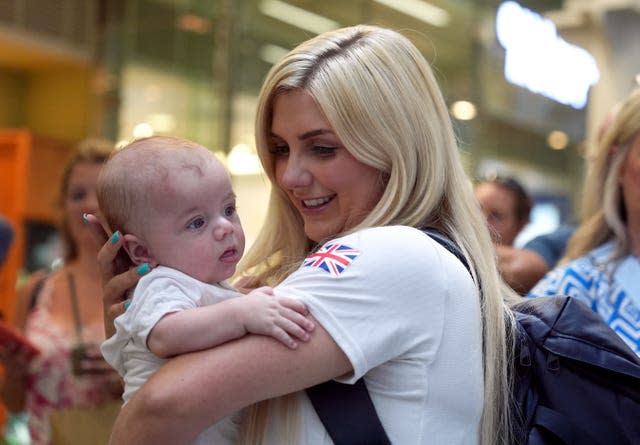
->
<box><xmin>98</xmin><ymin>136</ymin><xmax>313</xmax><ymax>444</ymax></box>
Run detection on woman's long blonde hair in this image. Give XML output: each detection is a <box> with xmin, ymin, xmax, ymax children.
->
<box><xmin>562</xmin><ymin>87</ymin><xmax>640</xmax><ymax>263</ymax></box>
<box><xmin>237</xmin><ymin>25</ymin><xmax>521</xmax><ymax>445</ymax></box>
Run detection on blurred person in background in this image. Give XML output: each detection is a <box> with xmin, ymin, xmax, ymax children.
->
<box><xmin>474</xmin><ymin>175</ymin><xmax>532</xmax><ymax>247</ymax></box>
<box><xmin>474</xmin><ymin>175</ymin><xmax>536</xmax><ymax>293</ymax></box>
<box><xmin>498</xmin><ymin>99</ymin><xmax>623</xmax><ymax>295</ymax></box>
<box><xmin>529</xmin><ymin>87</ymin><xmax>640</xmax><ymax>356</ymax></box>
<box><xmin>497</xmin><ymin>226</ymin><xmax>574</xmax><ymax>294</ymax></box>
<box><xmin>0</xmin><ymin>139</ymin><xmax>122</xmax><ymax>445</ymax></box>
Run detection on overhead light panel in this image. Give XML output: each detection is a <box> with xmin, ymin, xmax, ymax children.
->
<box><xmin>259</xmin><ymin>43</ymin><xmax>290</xmax><ymax>66</ymax></box>
<box><xmin>259</xmin><ymin>0</ymin><xmax>339</xmax><ymax>35</ymax></box>
<box><xmin>373</xmin><ymin>0</ymin><xmax>450</xmax><ymax>27</ymax></box>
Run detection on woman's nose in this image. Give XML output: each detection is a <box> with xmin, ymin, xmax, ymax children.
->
<box><xmin>84</xmin><ymin>191</ymin><xmax>99</xmax><ymax>212</ymax></box>
<box><xmin>279</xmin><ymin>156</ymin><xmax>312</xmax><ymax>189</ymax></box>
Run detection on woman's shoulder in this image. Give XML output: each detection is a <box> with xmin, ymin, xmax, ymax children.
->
<box><xmin>338</xmin><ymin>225</ymin><xmax>426</xmax><ymax>247</ymax></box>
<box><xmin>323</xmin><ymin>226</ymin><xmax>451</xmax><ymax>275</ymax></box>
<box><xmin>528</xmin><ymin>247</ymin><xmax>607</xmax><ymax>297</ymax></box>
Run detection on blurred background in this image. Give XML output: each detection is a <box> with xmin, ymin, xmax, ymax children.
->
<box><xmin>1</xmin><ymin>0</ymin><xmax>639</xmax><ymax>320</ymax></box>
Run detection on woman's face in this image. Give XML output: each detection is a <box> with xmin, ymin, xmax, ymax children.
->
<box><xmin>270</xmin><ymin>90</ymin><xmax>383</xmax><ymax>242</ymax></box>
<box><xmin>619</xmin><ymin>132</ymin><xmax>640</xmax><ymax>228</ymax></box>
<box><xmin>64</xmin><ymin>161</ymin><xmax>104</xmax><ymax>250</ymax></box>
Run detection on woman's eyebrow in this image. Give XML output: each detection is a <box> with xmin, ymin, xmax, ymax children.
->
<box><xmin>298</xmin><ymin>129</ymin><xmax>333</xmax><ymax>140</ymax></box>
<box><xmin>269</xmin><ymin>129</ymin><xmax>333</xmax><ymax>141</ymax></box>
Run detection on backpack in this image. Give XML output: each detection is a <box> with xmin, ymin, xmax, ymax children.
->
<box><xmin>306</xmin><ymin>229</ymin><xmax>640</xmax><ymax>445</ymax></box>
<box><xmin>512</xmin><ymin>296</ymin><xmax>640</xmax><ymax>445</ymax></box>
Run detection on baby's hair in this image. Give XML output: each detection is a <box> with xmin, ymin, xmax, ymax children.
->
<box><xmin>97</xmin><ymin>136</ymin><xmax>214</xmax><ymax>235</ymax></box>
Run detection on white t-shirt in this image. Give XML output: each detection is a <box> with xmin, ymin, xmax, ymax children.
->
<box><xmin>101</xmin><ymin>266</ymin><xmax>241</xmax><ymax>445</ymax></box>
<box><xmin>270</xmin><ymin>226</ymin><xmax>484</xmax><ymax>444</ymax></box>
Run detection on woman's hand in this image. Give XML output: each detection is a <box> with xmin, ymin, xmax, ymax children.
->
<box><xmin>84</xmin><ymin>213</ymin><xmax>147</xmax><ymax>338</ymax></box>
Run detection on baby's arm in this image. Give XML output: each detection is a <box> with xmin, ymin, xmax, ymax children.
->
<box><xmin>147</xmin><ymin>287</ymin><xmax>314</xmax><ymax>358</ymax></box>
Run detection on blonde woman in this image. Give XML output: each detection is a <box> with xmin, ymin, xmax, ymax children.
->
<box><xmin>94</xmin><ymin>25</ymin><xmax>521</xmax><ymax>444</ymax></box>
<box><xmin>529</xmin><ymin>88</ymin><xmax>640</xmax><ymax>356</ymax></box>
<box><xmin>1</xmin><ymin>139</ymin><xmax>123</xmax><ymax>445</ymax></box>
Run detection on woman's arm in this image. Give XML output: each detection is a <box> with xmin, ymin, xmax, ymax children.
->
<box><xmin>110</xmin><ymin>317</ymin><xmax>350</xmax><ymax>445</ymax></box>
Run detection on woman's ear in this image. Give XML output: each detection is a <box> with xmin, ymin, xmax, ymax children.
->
<box><xmin>123</xmin><ymin>234</ymin><xmax>157</xmax><ymax>267</ymax></box>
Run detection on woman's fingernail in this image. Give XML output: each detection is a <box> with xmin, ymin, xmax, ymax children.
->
<box><xmin>136</xmin><ymin>263</ymin><xmax>150</xmax><ymax>276</ymax></box>
<box><xmin>123</xmin><ymin>300</ymin><xmax>131</xmax><ymax>311</ymax></box>
<box><xmin>82</xmin><ymin>213</ymin><xmax>89</xmax><ymax>224</ymax></box>
<box><xmin>110</xmin><ymin>231</ymin><xmax>121</xmax><ymax>244</ymax></box>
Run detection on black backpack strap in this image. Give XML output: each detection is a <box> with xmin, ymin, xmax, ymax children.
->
<box><xmin>306</xmin><ymin>228</ymin><xmax>469</xmax><ymax>444</ymax></box>
<box><xmin>307</xmin><ymin>379</ymin><xmax>391</xmax><ymax>445</ymax></box>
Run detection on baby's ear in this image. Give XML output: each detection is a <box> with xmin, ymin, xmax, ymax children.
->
<box><xmin>123</xmin><ymin>234</ymin><xmax>157</xmax><ymax>267</ymax></box>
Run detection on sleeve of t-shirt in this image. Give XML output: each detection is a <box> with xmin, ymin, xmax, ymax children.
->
<box><xmin>274</xmin><ymin>226</ymin><xmax>462</xmax><ymax>383</ymax></box>
<box><xmin>127</xmin><ymin>272</ymin><xmax>204</xmax><ymax>345</ymax></box>
<box><xmin>101</xmin><ymin>270</ymin><xmax>203</xmax><ymax>374</ymax></box>
<box><xmin>523</xmin><ymin>226</ymin><xmax>574</xmax><ymax>267</ymax></box>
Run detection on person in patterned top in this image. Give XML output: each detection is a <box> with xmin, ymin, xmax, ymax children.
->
<box><xmin>529</xmin><ymin>88</ymin><xmax>640</xmax><ymax>356</ymax></box>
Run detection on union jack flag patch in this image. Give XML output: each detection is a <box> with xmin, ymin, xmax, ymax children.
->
<box><xmin>302</xmin><ymin>243</ymin><xmax>360</xmax><ymax>277</ymax></box>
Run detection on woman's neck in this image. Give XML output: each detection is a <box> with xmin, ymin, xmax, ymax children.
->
<box><xmin>69</xmin><ymin>246</ymin><xmax>101</xmax><ymax>280</ymax></box>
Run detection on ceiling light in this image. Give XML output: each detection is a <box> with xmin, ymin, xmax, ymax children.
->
<box><xmin>259</xmin><ymin>0</ymin><xmax>339</xmax><ymax>35</ymax></box>
<box><xmin>373</xmin><ymin>0</ymin><xmax>450</xmax><ymax>27</ymax></box>
<box><xmin>133</xmin><ymin>123</ymin><xmax>154</xmax><ymax>139</ymax></box>
<box><xmin>547</xmin><ymin>131</ymin><xmax>568</xmax><ymax>150</ymax></box>
<box><xmin>451</xmin><ymin>100</ymin><xmax>477</xmax><ymax>120</ymax></box>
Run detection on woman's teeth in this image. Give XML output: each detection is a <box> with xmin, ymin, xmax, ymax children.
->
<box><xmin>303</xmin><ymin>196</ymin><xmax>333</xmax><ymax>208</ymax></box>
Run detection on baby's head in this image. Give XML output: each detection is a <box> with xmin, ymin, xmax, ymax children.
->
<box><xmin>97</xmin><ymin>136</ymin><xmax>245</xmax><ymax>284</ymax></box>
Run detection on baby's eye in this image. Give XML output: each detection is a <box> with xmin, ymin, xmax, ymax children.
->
<box><xmin>187</xmin><ymin>217</ymin><xmax>206</xmax><ymax>230</ymax></box>
<box><xmin>224</xmin><ymin>205</ymin><xmax>236</xmax><ymax>217</ymax></box>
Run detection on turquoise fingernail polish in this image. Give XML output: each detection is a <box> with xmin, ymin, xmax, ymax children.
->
<box><xmin>136</xmin><ymin>263</ymin><xmax>150</xmax><ymax>276</ymax></box>
<box><xmin>110</xmin><ymin>231</ymin><xmax>121</xmax><ymax>244</ymax></box>
<box><xmin>123</xmin><ymin>301</ymin><xmax>131</xmax><ymax>311</ymax></box>
<box><xmin>82</xmin><ymin>213</ymin><xmax>89</xmax><ymax>224</ymax></box>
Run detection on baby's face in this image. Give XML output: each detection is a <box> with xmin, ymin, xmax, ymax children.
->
<box><xmin>143</xmin><ymin>159</ymin><xmax>245</xmax><ymax>284</ymax></box>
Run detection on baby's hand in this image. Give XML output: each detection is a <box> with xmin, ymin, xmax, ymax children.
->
<box><xmin>241</xmin><ymin>286</ymin><xmax>315</xmax><ymax>349</ymax></box>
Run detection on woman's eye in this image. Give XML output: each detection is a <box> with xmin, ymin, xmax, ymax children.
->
<box><xmin>269</xmin><ymin>144</ymin><xmax>289</xmax><ymax>155</ymax></box>
<box><xmin>313</xmin><ymin>145</ymin><xmax>337</xmax><ymax>155</ymax></box>
<box><xmin>224</xmin><ymin>206</ymin><xmax>236</xmax><ymax>217</ymax></box>
<box><xmin>68</xmin><ymin>189</ymin><xmax>87</xmax><ymax>202</ymax></box>
<box><xmin>187</xmin><ymin>218</ymin><xmax>205</xmax><ymax>230</ymax></box>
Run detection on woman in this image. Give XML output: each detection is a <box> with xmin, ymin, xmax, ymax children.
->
<box><xmin>96</xmin><ymin>25</ymin><xmax>521</xmax><ymax>444</ymax></box>
<box><xmin>529</xmin><ymin>87</ymin><xmax>640</xmax><ymax>356</ymax></box>
<box><xmin>1</xmin><ymin>139</ymin><xmax>123</xmax><ymax>445</ymax></box>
